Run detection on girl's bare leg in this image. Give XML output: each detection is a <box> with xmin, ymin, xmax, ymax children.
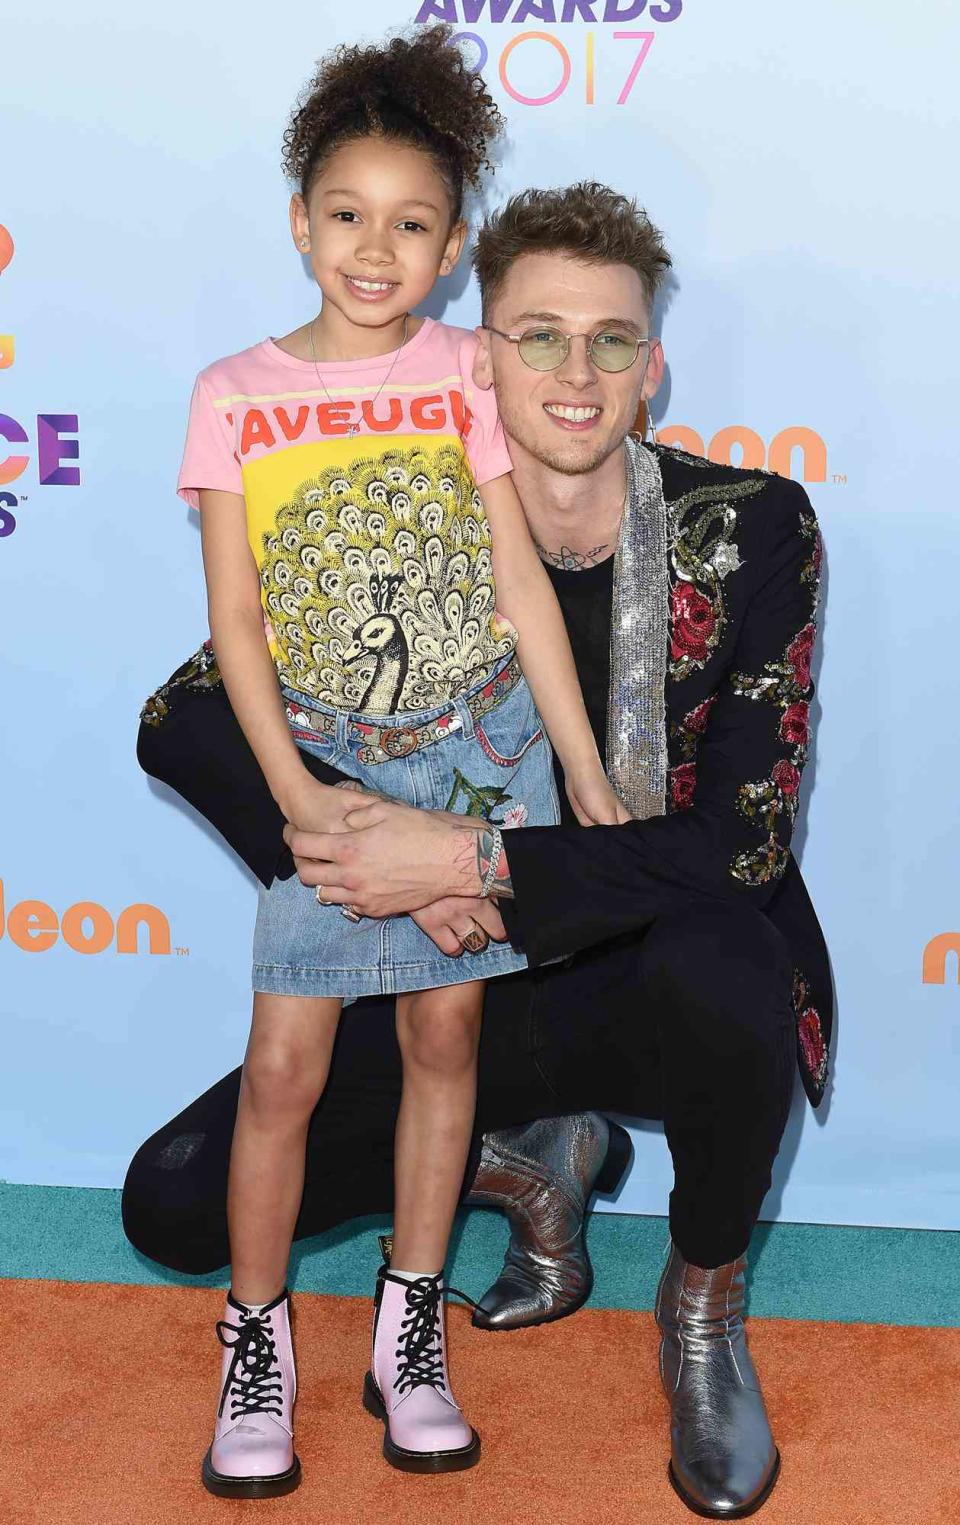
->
<box><xmin>227</xmin><ymin>991</ymin><xmax>342</xmax><ymax>1305</ymax></box>
<box><xmin>391</xmin><ymin>980</ymin><xmax>485</xmax><ymax>1271</ymax></box>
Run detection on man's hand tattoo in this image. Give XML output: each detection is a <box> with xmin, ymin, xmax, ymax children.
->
<box><xmin>476</xmin><ymin>826</ymin><xmax>514</xmax><ymax>900</ymax></box>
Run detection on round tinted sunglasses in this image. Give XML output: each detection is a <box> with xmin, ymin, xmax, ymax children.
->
<box><xmin>483</xmin><ymin>323</ymin><xmax>652</xmax><ymax>373</ymax></box>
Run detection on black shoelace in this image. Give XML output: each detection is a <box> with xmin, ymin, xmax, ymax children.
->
<box><xmin>215</xmin><ymin>1311</ymin><xmax>284</xmax><ymax>1419</ymax></box>
<box><xmin>392</xmin><ymin>1276</ymin><xmax>476</xmax><ymax>1398</ymax></box>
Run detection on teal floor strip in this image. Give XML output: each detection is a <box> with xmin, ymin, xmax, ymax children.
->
<box><xmin>1</xmin><ymin>1183</ymin><xmax>956</xmax><ymax>1326</ymax></box>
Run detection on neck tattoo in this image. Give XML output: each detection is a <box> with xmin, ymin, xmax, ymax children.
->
<box><xmin>533</xmin><ymin>478</ymin><xmax>628</xmax><ymax>573</ymax></box>
<box><xmin>535</xmin><ymin>541</ymin><xmax>611</xmax><ymax>571</ymax></box>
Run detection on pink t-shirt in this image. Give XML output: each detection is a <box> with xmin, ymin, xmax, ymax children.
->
<box><xmin>177</xmin><ymin>317</ymin><xmax>516</xmax><ymax>715</ymax></box>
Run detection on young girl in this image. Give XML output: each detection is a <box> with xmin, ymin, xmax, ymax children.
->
<box><xmin>176</xmin><ymin>26</ymin><xmax>625</xmax><ymax>1495</ymax></box>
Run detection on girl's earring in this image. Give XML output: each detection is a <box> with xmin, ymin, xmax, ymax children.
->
<box><xmin>300</xmin><ymin>238</ymin><xmax>309</xmax><ymax>250</ymax></box>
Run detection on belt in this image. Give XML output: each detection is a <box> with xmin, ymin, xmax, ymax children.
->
<box><xmin>285</xmin><ymin>654</ymin><xmax>523</xmax><ymax>766</ymax></box>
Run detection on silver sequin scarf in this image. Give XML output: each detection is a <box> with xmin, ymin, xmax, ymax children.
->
<box><xmin>606</xmin><ymin>437</ymin><xmax>670</xmax><ymax>820</ymax></box>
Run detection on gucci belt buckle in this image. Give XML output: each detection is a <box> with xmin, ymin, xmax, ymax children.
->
<box><xmin>380</xmin><ymin>726</ymin><xmax>418</xmax><ymax>759</ymax></box>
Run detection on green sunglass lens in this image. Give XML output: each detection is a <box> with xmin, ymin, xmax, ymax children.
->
<box><xmin>517</xmin><ymin>330</ymin><xmax>568</xmax><ymax>370</ymax></box>
<box><xmin>591</xmin><ymin>332</ymin><xmax>641</xmax><ymax>372</ymax></box>
<box><xmin>515</xmin><ymin>328</ymin><xmax>641</xmax><ymax>371</ymax></box>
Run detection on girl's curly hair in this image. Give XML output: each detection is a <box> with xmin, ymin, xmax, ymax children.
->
<box><xmin>282</xmin><ymin>25</ymin><xmax>503</xmax><ymax>221</ymax></box>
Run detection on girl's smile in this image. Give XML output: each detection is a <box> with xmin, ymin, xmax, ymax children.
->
<box><xmin>341</xmin><ymin>273</ymin><xmax>401</xmax><ymax>302</ymax></box>
<box><xmin>289</xmin><ymin>138</ymin><xmax>467</xmax><ymax>354</ymax></box>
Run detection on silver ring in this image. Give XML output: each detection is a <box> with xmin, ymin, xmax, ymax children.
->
<box><xmin>340</xmin><ymin>905</ymin><xmax>363</xmax><ymax>923</ymax></box>
<box><xmin>315</xmin><ymin>884</ymin><xmax>327</xmax><ymax>906</ymax></box>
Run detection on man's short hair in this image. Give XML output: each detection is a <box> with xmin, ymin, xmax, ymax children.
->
<box><xmin>473</xmin><ymin>181</ymin><xmax>672</xmax><ymax>319</ymax></box>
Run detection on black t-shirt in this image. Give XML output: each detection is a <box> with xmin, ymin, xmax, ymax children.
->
<box><xmin>543</xmin><ymin>556</ymin><xmax>614</xmax><ymax>822</ymax></box>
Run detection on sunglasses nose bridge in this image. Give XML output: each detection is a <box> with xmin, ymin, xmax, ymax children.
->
<box><xmin>549</xmin><ymin>331</ymin><xmax>598</xmax><ymax>380</ymax></box>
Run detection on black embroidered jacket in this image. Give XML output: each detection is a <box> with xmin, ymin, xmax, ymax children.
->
<box><xmin>138</xmin><ymin>442</ymin><xmax>832</xmax><ymax>1108</ymax></box>
<box><xmin>501</xmin><ymin>442</ymin><xmax>832</xmax><ymax>1108</ymax></box>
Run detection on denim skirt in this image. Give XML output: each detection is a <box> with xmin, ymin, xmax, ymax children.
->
<box><xmin>251</xmin><ymin>653</ymin><xmax>561</xmax><ymax>999</ymax></box>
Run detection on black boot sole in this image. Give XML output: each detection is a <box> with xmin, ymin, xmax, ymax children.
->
<box><xmin>362</xmin><ymin>1372</ymin><xmax>481</xmax><ymax>1473</ymax></box>
<box><xmin>201</xmin><ymin>1446</ymin><xmax>302</xmax><ymax>1497</ymax></box>
<box><xmin>667</xmin><ymin>1449</ymin><xmax>781</xmax><ymax>1519</ymax></box>
<box><xmin>472</xmin><ymin>1120</ymin><xmax>634</xmax><ymax>1332</ymax></box>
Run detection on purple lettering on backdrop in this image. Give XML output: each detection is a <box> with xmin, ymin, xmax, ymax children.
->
<box><xmin>514</xmin><ymin>0</ymin><xmax>557</xmax><ymax>20</ymax></box>
<box><xmin>603</xmin><ymin>0</ymin><xmax>647</xmax><ymax>19</ymax></box>
<box><xmin>466</xmin><ymin>0</ymin><xmax>514</xmax><ymax>19</ymax></box>
<box><xmin>414</xmin><ymin>0</ymin><xmax>457</xmax><ymax>20</ymax></box>
<box><xmin>0</xmin><ymin>490</ymin><xmax>17</xmax><ymax>537</ymax></box>
<box><xmin>38</xmin><ymin>414</ymin><xmax>80</xmax><ymax>486</ymax></box>
<box><xmin>416</xmin><ymin>0</ymin><xmax>680</xmax><ymax>18</ymax></box>
<box><xmin>0</xmin><ymin>413</ymin><xmax>29</xmax><ymax>447</ymax></box>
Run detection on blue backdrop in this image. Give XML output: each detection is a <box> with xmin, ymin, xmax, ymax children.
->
<box><xmin>2</xmin><ymin>1</ymin><xmax>958</xmax><ymax>1230</ymax></box>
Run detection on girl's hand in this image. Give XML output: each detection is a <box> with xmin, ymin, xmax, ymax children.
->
<box><xmin>565</xmin><ymin>767</ymin><xmax>634</xmax><ymax>826</ymax></box>
<box><xmin>410</xmin><ymin>896</ymin><xmax>508</xmax><ymax>956</ymax></box>
<box><xmin>285</xmin><ymin>776</ymin><xmax>365</xmax><ymax>835</ymax></box>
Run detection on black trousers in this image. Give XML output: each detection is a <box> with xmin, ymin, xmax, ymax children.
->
<box><xmin>122</xmin><ymin>902</ymin><xmax>796</xmax><ymax>1274</ymax></box>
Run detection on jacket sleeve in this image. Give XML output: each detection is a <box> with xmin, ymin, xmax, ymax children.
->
<box><xmin>501</xmin><ymin>478</ymin><xmax>823</xmax><ymax>966</ymax></box>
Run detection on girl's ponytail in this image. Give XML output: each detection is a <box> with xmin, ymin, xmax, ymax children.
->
<box><xmin>283</xmin><ymin>25</ymin><xmax>503</xmax><ymax>219</ymax></box>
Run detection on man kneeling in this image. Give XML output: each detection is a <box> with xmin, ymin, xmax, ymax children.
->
<box><xmin>126</xmin><ymin>182</ymin><xmax>831</xmax><ymax>1519</ymax></box>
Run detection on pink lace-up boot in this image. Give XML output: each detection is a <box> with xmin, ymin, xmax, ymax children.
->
<box><xmin>201</xmin><ymin>1286</ymin><xmax>301</xmax><ymax>1497</ymax></box>
<box><xmin>363</xmin><ymin>1263</ymin><xmax>481</xmax><ymax>1473</ymax></box>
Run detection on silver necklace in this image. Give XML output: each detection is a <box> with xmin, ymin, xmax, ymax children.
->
<box><xmin>308</xmin><ymin>314</ymin><xmax>409</xmax><ymax>438</ymax></box>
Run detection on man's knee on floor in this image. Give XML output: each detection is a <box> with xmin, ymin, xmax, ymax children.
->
<box><xmin>121</xmin><ymin>1137</ymin><xmax>227</xmax><ymax>1274</ymax></box>
<box><xmin>640</xmin><ymin>903</ymin><xmax>794</xmax><ymax>1053</ymax></box>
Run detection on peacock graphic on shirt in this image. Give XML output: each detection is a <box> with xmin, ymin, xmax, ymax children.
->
<box><xmin>258</xmin><ymin>441</ymin><xmax>515</xmax><ymax>714</ymax></box>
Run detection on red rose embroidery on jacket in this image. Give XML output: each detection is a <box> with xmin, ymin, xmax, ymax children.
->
<box><xmin>771</xmin><ymin>759</ymin><xmax>801</xmax><ymax>797</ymax></box>
<box><xmin>727</xmin><ymin>506</ymin><xmax>822</xmax><ymax>888</ymax></box>
<box><xmin>671</xmin><ymin>582</ymin><xmax>717</xmax><ymax>663</ymax></box>
<box><xmin>669</xmin><ymin>762</ymin><xmax>697</xmax><ymax>811</ymax></box>
<box><xmin>780</xmin><ymin>701</ymin><xmax>810</xmax><ymax>746</ymax></box>
<box><xmin>684</xmin><ymin>696</ymin><xmax>716</xmax><ymax>735</ymax></box>
<box><xmin>798</xmin><ymin>1007</ymin><xmax>827</xmax><ymax>1080</ymax></box>
<box><xmin>793</xmin><ymin>970</ymin><xmax>828</xmax><ymax>1093</ymax></box>
<box><xmin>787</xmin><ymin>624</ymin><xmax>815</xmax><ymax>689</ymax></box>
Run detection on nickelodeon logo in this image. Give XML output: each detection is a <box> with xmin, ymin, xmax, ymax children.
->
<box><xmin>922</xmin><ymin>933</ymin><xmax>960</xmax><ymax>985</ymax></box>
<box><xmin>659</xmin><ymin>424</ymin><xmax>828</xmax><ymax>483</ymax></box>
<box><xmin>634</xmin><ymin>405</ymin><xmax>829</xmax><ymax>483</ymax></box>
<box><xmin>0</xmin><ymin>879</ymin><xmax>170</xmax><ymax>955</ymax></box>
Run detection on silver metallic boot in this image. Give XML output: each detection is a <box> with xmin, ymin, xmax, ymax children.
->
<box><xmin>655</xmin><ymin>1240</ymin><xmax>780</xmax><ymax>1519</ymax></box>
<box><xmin>466</xmin><ymin>1113</ymin><xmax>633</xmax><ymax>1331</ymax></box>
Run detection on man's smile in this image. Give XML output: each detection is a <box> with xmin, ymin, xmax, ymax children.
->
<box><xmin>543</xmin><ymin>401</ymin><xmax>603</xmax><ymax>430</ymax></box>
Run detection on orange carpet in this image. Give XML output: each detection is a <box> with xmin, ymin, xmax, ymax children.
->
<box><xmin>6</xmin><ymin>1280</ymin><xmax>959</xmax><ymax>1525</ymax></box>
